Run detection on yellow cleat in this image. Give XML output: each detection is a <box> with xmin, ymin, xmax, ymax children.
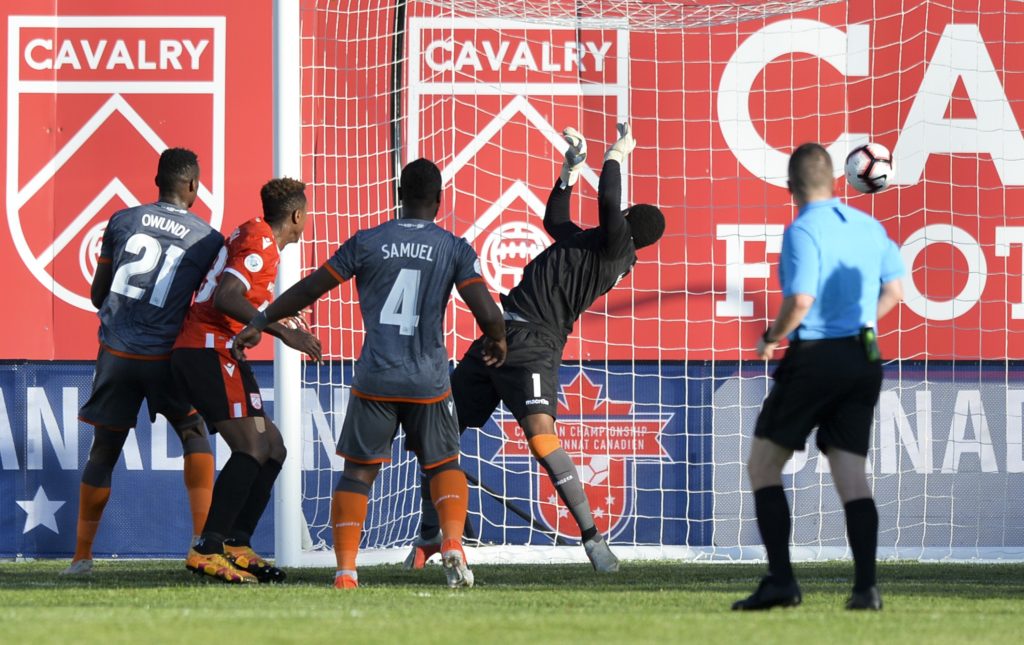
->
<box><xmin>224</xmin><ymin>544</ymin><xmax>286</xmax><ymax>584</ymax></box>
<box><xmin>186</xmin><ymin>549</ymin><xmax>257</xmax><ymax>584</ymax></box>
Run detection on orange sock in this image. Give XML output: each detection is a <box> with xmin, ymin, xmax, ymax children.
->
<box><xmin>429</xmin><ymin>468</ymin><xmax>468</xmax><ymax>542</ymax></box>
<box><xmin>331</xmin><ymin>491</ymin><xmax>369</xmax><ymax>571</ymax></box>
<box><xmin>183</xmin><ymin>452</ymin><xmax>215</xmax><ymax>536</ymax></box>
<box><xmin>73</xmin><ymin>483</ymin><xmax>111</xmax><ymax>561</ymax></box>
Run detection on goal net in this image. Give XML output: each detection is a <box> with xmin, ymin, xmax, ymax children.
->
<box><xmin>276</xmin><ymin>0</ymin><xmax>1024</xmax><ymax>566</ymax></box>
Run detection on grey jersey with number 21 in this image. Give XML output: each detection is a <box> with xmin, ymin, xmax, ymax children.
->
<box><xmin>327</xmin><ymin>219</ymin><xmax>483</xmax><ymax>401</ymax></box>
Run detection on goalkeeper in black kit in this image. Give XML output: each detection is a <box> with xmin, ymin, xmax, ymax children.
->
<box><xmin>408</xmin><ymin>123</ymin><xmax>666</xmax><ymax>572</ymax></box>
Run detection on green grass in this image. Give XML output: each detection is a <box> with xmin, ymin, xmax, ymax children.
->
<box><xmin>1</xmin><ymin>560</ymin><xmax>1021</xmax><ymax>644</ymax></box>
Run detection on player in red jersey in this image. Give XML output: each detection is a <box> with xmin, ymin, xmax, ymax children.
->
<box><xmin>171</xmin><ymin>177</ymin><xmax>321</xmax><ymax>583</ymax></box>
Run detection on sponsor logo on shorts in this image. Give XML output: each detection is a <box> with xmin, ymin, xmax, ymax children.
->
<box><xmin>223</xmin><ymin>362</ymin><xmax>235</xmax><ymax>377</ymax></box>
<box><xmin>525</xmin><ymin>397</ymin><xmax>550</xmax><ymax>406</ymax></box>
<box><xmin>446</xmin><ymin>399</ymin><xmax>454</xmax><ymax>416</ymax></box>
<box><xmin>250</xmin><ymin>393</ymin><xmax>262</xmax><ymax>410</ymax></box>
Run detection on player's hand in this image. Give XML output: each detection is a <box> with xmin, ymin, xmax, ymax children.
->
<box><xmin>560</xmin><ymin>126</ymin><xmax>587</xmax><ymax>187</ymax></box>
<box><xmin>232</xmin><ymin>326</ymin><xmax>262</xmax><ymax>360</ymax></box>
<box><xmin>281</xmin><ymin>327</ymin><xmax>323</xmax><ymax>363</ymax></box>
<box><xmin>756</xmin><ymin>336</ymin><xmax>780</xmax><ymax>361</ymax></box>
<box><xmin>605</xmin><ymin>122</ymin><xmax>636</xmax><ymax>164</ymax></box>
<box><xmin>481</xmin><ymin>336</ymin><xmax>507</xmax><ymax>367</ymax></box>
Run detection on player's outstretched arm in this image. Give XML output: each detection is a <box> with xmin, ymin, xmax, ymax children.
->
<box><xmin>544</xmin><ymin>127</ymin><xmax>586</xmax><ymax>242</ymax></box>
<box><xmin>458</xmin><ymin>280</ymin><xmax>507</xmax><ymax>367</ymax></box>
<box><xmin>233</xmin><ymin>265</ymin><xmax>339</xmax><ymax>356</ymax></box>
<box><xmin>598</xmin><ymin>123</ymin><xmax>635</xmax><ymax>253</ymax></box>
<box><xmin>90</xmin><ymin>261</ymin><xmax>113</xmax><ymax>310</ymax></box>
<box><xmin>214</xmin><ymin>273</ymin><xmax>321</xmax><ymax>361</ymax></box>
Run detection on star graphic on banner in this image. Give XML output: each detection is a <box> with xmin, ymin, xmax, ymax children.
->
<box><xmin>547</xmin><ymin>494</ymin><xmax>559</xmax><ymax>505</ymax></box>
<box><xmin>15</xmin><ymin>486</ymin><xmax>65</xmax><ymax>534</ymax></box>
<box><xmin>557</xmin><ymin>507</ymin><xmax>569</xmax><ymax>519</ymax></box>
<box><xmin>605</xmin><ymin>494</ymin><xmax>616</xmax><ymax>507</ymax></box>
<box><xmin>594</xmin><ymin>507</ymin><xmax>606</xmax><ymax>519</ymax></box>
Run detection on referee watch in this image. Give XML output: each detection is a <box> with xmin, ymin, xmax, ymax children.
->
<box><xmin>762</xmin><ymin>328</ymin><xmax>780</xmax><ymax>344</ymax></box>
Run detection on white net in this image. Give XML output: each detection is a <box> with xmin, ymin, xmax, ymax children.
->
<box><xmin>286</xmin><ymin>0</ymin><xmax>1024</xmax><ymax>564</ymax></box>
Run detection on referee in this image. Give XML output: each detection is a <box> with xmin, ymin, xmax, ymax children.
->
<box><xmin>732</xmin><ymin>143</ymin><xmax>904</xmax><ymax>611</ymax></box>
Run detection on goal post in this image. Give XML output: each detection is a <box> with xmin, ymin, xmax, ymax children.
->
<box><xmin>275</xmin><ymin>0</ymin><xmax>1024</xmax><ymax>566</ymax></box>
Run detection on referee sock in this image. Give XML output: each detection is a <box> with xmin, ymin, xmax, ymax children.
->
<box><xmin>754</xmin><ymin>485</ymin><xmax>794</xmax><ymax>584</ymax></box>
<box><xmin>332</xmin><ymin>475</ymin><xmax>371</xmax><ymax>572</ymax></box>
<box><xmin>844</xmin><ymin>498</ymin><xmax>879</xmax><ymax>592</ymax></box>
<box><xmin>196</xmin><ymin>452</ymin><xmax>261</xmax><ymax>554</ymax></box>
<box><xmin>530</xmin><ymin>437</ymin><xmax>598</xmax><ymax>542</ymax></box>
<box><xmin>428</xmin><ymin>463</ymin><xmax>468</xmax><ymax>543</ymax></box>
<box><xmin>228</xmin><ymin>458</ymin><xmax>283</xmax><ymax>546</ymax></box>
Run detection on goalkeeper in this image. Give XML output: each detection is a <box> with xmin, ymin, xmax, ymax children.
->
<box><xmin>408</xmin><ymin>123</ymin><xmax>665</xmax><ymax>572</ymax></box>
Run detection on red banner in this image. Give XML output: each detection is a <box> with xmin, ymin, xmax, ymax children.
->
<box><xmin>0</xmin><ymin>0</ymin><xmax>273</xmax><ymax>359</ymax></box>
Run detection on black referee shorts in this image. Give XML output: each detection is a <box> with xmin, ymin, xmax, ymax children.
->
<box><xmin>754</xmin><ymin>337</ymin><xmax>883</xmax><ymax>456</ymax></box>
<box><xmin>452</xmin><ymin>323</ymin><xmax>562</xmax><ymax>427</ymax></box>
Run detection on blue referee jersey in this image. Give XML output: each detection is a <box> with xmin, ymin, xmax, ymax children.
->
<box><xmin>780</xmin><ymin>197</ymin><xmax>904</xmax><ymax>340</ymax></box>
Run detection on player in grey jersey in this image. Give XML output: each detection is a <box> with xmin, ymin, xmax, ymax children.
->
<box><xmin>65</xmin><ymin>148</ymin><xmax>224</xmax><ymax>575</ymax></box>
<box><xmin>234</xmin><ymin>159</ymin><xmax>506</xmax><ymax>589</ymax></box>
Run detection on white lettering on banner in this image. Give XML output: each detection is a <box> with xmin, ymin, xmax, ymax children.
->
<box><xmin>995</xmin><ymin>227</ymin><xmax>1024</xmax><ymax>320</ymax></box>
<box><xmin>424</xmin><ymin>39</ymin><xmax>612</xmax><ymax>73</ymax></box>
<box><xmin>715</xmin><ymin>224</ymin><xmax>784</xmax><ymax>317</ymax></box>
<box><xmin>893</xmin><ymin>24</ymin><xmax>1024</xmax><ymax>186</ymax></box>
<box><xmin>900</xmin><ymin>225</ymin><xmax>987</xmax><ymax>321</ymax></box>
<box><xmin>26</xmin><ymin>387</ymin><xmax>78</xmax><ymax>470</ymax></box>
<box><xmin>879</xmin><ymin>390</ymin><xmax>935</xmax><ymax>474</ymax></box>
<box><xmin>302</xmin><ymin>388</ymin><xmax>345</xmax><ymax>471</ymax></box>
<box><xmin>1008</xmin><ymin>390</ymin><xmax>1024</xmax><ymax>474</ymax></box>
<box><xmin>717</xmin><ymin>20</ymin><xmax>869</xmax><ymax>188</ymax></box>
<box><xmin>121</xmin><ymin>425</ymin><xmax>143</xmax><ymax>470</ymax></box>
<box><xmin>22</xmin><ymin>38</ymin><xmax>210</xmax><ymax>71</ymax></box>
<box><xmin>941</xmin><ymin>390</ymin><xmax>998</xmax><ymax>473</ymax></box>
<box><xmin>0</xmin><ymin>389</ymin><xmax>19</xmax><ymax>469</ymax></box>
<box><xmin>150</xmin><ymin>417</ymin><xmax>181</xmax><ymax>471</ymax></box>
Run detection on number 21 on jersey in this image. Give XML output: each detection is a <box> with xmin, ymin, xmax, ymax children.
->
<box><xmin>110</xmin><ymin>232</ymin><xmax>185</xmax><ymax>308</ymax></box>
<box><xmin>380</xmin><ymin>268</ymin><xmax>421</xmax><ymax>336</ymax></box>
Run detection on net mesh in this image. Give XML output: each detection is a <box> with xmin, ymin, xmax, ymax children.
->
<box><xmin>288</xmin><ymin>0</ymin><xmax>1024</xmax><ymax>562</ymax></box>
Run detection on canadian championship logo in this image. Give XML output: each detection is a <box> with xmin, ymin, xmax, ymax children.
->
<box><xmin>6</xmin><ymin>15</ymin><xmax>225</xmax><ymax>311</ymax></box>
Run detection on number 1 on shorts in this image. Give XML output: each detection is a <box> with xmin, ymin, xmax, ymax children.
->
<box><xmin>531</xmin><ymin>372</ymin><xmax>541</xmax><ymax>398</ymax></box>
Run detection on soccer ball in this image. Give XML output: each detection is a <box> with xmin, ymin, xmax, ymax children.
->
<box><xmin>844</xmin><ymin>142</ymin><xmax>893</xmax><ymax>194</ymax></box>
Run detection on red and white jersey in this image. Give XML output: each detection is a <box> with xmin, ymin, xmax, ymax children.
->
<box><xmin>175</xmin><ymin>217</ymin><xmax>280</xmax><ymax>351</ymax></box>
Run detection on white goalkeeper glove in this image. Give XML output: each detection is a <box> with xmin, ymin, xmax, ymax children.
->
<box><xmin>559</xmin><ymin>127</ymin><xmax>587</xmax><ymax>187</ymax></box>
<box><xmin>604</xmin><ymin>122</ymin><xmax>636</xmax><ymax>164</ymax></box>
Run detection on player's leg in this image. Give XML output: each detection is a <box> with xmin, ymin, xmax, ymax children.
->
<box><xmin>403</xmin><ymin>396</ymin><xmax>473</xmax><ymax>588</ymax></box>
<box><xmin>64</xmin><ymin>349</ymin><xmax>145</xmax><ymax>575</ymax></box>
<box><xmin>519</xmin><ymin>413</ymin><xmax>618</xmax><ymax>573</ymax></box>
<box><xmin>169</xmin><ymin>413</ymin><xmax>214</xmax><ymax>545</ymax></box>
<box><xmin>331</xmin><ymin>396</ymin><xmax>397</xmax><ymax>589</ymax></box>
<box><xmin>223</xmin><ymin>419</ymin><xmax>287</xmax><ymax>582</ymax></box>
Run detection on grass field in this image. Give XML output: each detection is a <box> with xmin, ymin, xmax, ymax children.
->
<box><xmin>1</xmin><ymin>560</ymin><xmax>1021</xmax><ymax>643</ymax></box>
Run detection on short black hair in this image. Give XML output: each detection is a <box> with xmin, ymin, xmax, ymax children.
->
<box><xmin>260</xmin><ymin>177</ymin><xmax>307</xmax><ymax>224</ymax></box>
<box><xmin>625</xmin><ymin>204</ymin><xmax>665</xmax><ymax>249</ymax></box>
<box><xmin>156</xmin><ymin>147</ymin><xmax>199</xmax><ymax>192</ymax></box>
<box><xmin>788</xmin><ymin>142</ymin><xmax>833</xmax><ymax>196</ymax></box>
<box><xmin>400</xmin><ymin>158</ymin><xmax>442</xmax><ymax>206</ymax></box>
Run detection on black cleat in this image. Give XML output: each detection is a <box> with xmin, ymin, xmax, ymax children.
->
<box><xmin>846</xmin><ymin>586</ymin><xmax>883</xmax><ymax>610</ymax></box>
<box><xmin>732</xmin><ymin>575</ymin><xmax>803</xmax><ymax>611</ymax></box>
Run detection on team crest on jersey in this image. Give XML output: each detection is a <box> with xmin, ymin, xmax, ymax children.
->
<box><xmin>496</xmin><ymin>372</ymin><xmax>671</xmax><ymax>539</ymax></box>
<box><xmin>6</xmin><ymin>15</ymin><xmax>225</xmax><ymax>311</ymax></box>
<box><xmin>250</xmin><ymin>393</ymin><xmax>262</xmax><ymax>410</ymax></box>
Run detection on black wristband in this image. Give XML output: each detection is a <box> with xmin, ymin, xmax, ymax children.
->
<box><xmin>250</xmin><ymin>311</ymin><xmax>270</xmax><ymax>332</ymax></box>
<box><xmin>762</xmin><ymin>328</ymin><xmax>778</xmax><ymax>344</ymax></box>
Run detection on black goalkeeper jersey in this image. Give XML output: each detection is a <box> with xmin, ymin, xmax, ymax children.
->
<box><xmin>500</xmin><ymin>160</ymin><xmax>636</xmax><ymax>344</ymax></box>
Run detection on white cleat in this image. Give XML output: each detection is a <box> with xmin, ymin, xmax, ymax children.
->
<box><xmin>441</xmin><ymin>540</ymin><xmax>474</xmax><ymax>589</ymax></box>
<box><xmin>584</xmin><ymin>535</ymin><xmax>620</xmax><ymax>573</ymax></box>
<box><xmin>60</xmin><ymin>559</ymin><xmax>94</xmax><ymax>576</ymax></box>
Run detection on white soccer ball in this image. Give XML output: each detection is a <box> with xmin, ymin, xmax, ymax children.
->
<box><xmin>844</xmin><ymin>142</ymin><xmax>893</xmax><ymax>194</ymax></box>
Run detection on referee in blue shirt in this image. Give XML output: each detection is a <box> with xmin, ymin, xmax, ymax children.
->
<box><xmin>732</xmin><ymin>143</ymin><xmax>905</xmax><ymax>612</ymax></box>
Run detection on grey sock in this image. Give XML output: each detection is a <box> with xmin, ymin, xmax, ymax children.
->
<box><xmin>536</xmin><ymin>448</ymin><xmax>596</xmax><ymax>536</ymax></box>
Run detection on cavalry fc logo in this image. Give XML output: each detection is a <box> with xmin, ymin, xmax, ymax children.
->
<box><xmin>496</xmin><ymin>372</ymin><xmax>672</xmax><ymax>539</ymax></box>
<box><xmin>6</xmin><ymin>15</ymin><xmax>225</xmax><ymax>311</ymax></box>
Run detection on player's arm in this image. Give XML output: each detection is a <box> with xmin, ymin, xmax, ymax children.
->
<box><xmin>544</xmin><ymin>127</ymin><xmax>587</xmax><ymax>242</ymax></box>
<box><xmin>758</xmin><ymin>226</ymin><xmax>817</xmax><ymax>360</ymax></box>
<box><xmin>90</xmin><ymin>261</ymin><xmax>113</xmax><ymax>309</ymax></box>
<box><xmin>758</xmin><ymin>293</ymin><xmax>815</xmax><ymax>360</ymax></box>
<box><xmin>598</xmin><ymin>123</ymin><xmax>636</xmax><ymax>254</ymax></box>
<box><xmin>213</xmin><ymin>272</ymin><xmax>321</xmax><ymax>361</ymax></box>
<box><xmin>457</xmin><ymin>280</ymin><xmax>506</xmax><ymax>367</ymax></box>
<box><xmin>877</xmin><ymin>279</ymin><xmax>903</xmax><ymax>321</ymax></box>
<box><xmin>877</xmin><ymin>236</ymin><xmax>905</xmax><ymax>322</ymax></box>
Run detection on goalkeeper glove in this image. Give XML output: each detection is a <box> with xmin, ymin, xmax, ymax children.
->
<box><xmin>604</xmin><ymin>122</ymin><xmax>636</xmax><ymax>164</ymax></box>
<box><xmin>559</xmin><ymin>127</ymin><xmax>587</xmax><ymax>187</ymax></box>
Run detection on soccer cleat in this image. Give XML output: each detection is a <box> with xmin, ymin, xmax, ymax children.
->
<box><xmin>60</xmin><ymin>559</ymin><xmax>93</xmax><ymax>576</ymax></box>
<box><xmin>334</xmin><ymin>571</ymin><xmax>358</xmax><ymax>589</ymax></box>
<box><xmin>846</xmin><ymin>586</ymin><xmax>883</xmax><ymax>610</ymax></box>
<box><xmin>403</xmin><ymin>533</ymin><xmax>443</xmax><ymax>570</ymax></box>
<box><xmin>224</xmin><ymin>545</ymin><xmax>287</xmax><ymax>584</ymax></box>
<box><xmin>584</xmin><ymin>535</ymin><xmax>620</xmax><ymax>573</ymax></box>
<box><xmin>732</xmin><ymin>575</ymin><xmax>803</xmax><ymax>610</ymax></box>
<box><xmin>186</xmin><ymin>549</ymin><xmax>257</xmax><ymax>584</ymax></box>
<box><xmin>441</xmin><ymin>539</ymin><xmax>474</xmax><ymax>589</ymax></box>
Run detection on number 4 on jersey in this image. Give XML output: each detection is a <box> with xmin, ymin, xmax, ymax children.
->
<box><xmin>380</xmin><ymin>268</ymin><xmax>421</xmax><ymax>336</ymax></box>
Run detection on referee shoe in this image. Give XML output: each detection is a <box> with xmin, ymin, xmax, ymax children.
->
<box><xmin>846</xmin><ymin>586</ymin><xmax>883</xmax><ymax>610</ymax></box>
<box><xmin>732</xmin><ymin>575</ymin><xmax>802</xmax><ymax>610</ymax></box>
